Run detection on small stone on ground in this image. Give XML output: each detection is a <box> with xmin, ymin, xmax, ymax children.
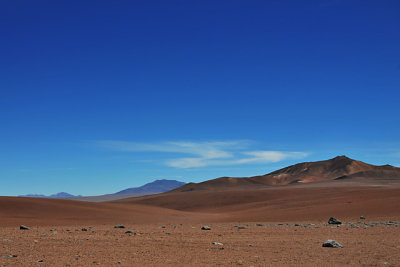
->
<box><xmin>328</xmin><ymin>217</ymin><xmax>342</xmax><ymax>225</ymax></box>
<box><xmin>322</xmin><ymin>240</ymin><xmax>343</xmax><ymax>248</ymax></box>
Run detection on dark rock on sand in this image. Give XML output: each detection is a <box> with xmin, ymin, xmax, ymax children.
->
<box><xmin>328</xmin><ymin>217</ymin><xmax>342</xmax><ymax>225</ymax></box>
<box><xmin>322</xmin><ymin>240</ymin><xmax>343</xmax><ymax>248</ymax></box>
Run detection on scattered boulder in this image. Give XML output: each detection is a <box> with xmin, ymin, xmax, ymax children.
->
<box><xmin>20</xmin><ymin>225</ymin><xmax>30</xmax><ymax>230</ymax></box>
<box><xmin>256</xmin><ymin>224</ymin><xmax>263</xmax><ymax>226</ymax></box>
<box><xmin>81</xmin><ymin>228</ymin><xmax>88</xmax><ymax>231</ymax></box>
<box><xmin>237</xmin><ymin>226</ymin><xmax>247</xmax><ymax>230</ymax></box>
<box><xmin>201</xmin><ymin>226</ymin><xmax>211</xmax><ymax>230</ymax></box>
<box><xmin>328</xmin><ymin>217</ymin><xmax>342</xmax><ymax>225</ymax></box>
<box><xmin>114</xmin><ymin>225</ymin><xmax>125</xmax><ymax>229</ymax></box>
<box><xmin>125</xmin><ymin>230</ymin><xmax>135</xmax><ymax>234</ymax></box>
<box><xmin>165</xmin><ymin>232</ymin><xmax>172</xmax><ymax>235</ymax></box>
<box><xmin>212</xmin><ymin>242</ymin><xmax>223</xmax><ymax>246</ymax></box>
<box><xmin>2</xmin><ymin>254</ymin><xmax>16</xmax><ymax>258</ymax></box>
<box><xmin>360</xmin><ymin>216</ymin><xmax>365</xmax><ymax>219</ymax></box>
<box><xmin>322</xmin><ymin>240</ymin><xmax>343</xmax><ymax>248</ymax></box>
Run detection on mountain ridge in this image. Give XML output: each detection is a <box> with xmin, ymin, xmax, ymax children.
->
<box><xmin>19</xmin><ymin>179</ymin><xmax>186</xmax><ymax>199</ymax></box>
<box><xmin>171</xmin><ymin>156</ymin><xmax>400</xmax><ymax>192</ymax></box>
<box><xmin>114</xmin><ymin>179</ymin><xmax>186</xmax><ymax>195</ymax></box>
<box><xmin>19</xmin><ymin>192</ymin><xmax>77</xmax><ymax>198</ymax></box>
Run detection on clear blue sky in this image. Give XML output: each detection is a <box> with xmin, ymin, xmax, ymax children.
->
<box><xmin>1</xmin><ymin>0</ymin><xmax>399</xmax><ymax>196</ymax></box>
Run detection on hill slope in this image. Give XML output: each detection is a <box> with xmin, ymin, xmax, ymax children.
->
<box><xmin>172</xmin><ymin>156</ymin><xmax>400</xmax><ymax>192</ymax></box>
<box><xmin>2</xmin><ymin>156</ymin><xmax>400</xmax><ymax>226</ymax></box>
<box><xmin>0</xmin><ymin>196</ymin><xmax>208</xmax><ymax>226</ymax></box>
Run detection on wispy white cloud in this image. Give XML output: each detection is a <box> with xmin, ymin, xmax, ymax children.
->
<box><xmin>167</xmin><ymin>157</ymin><xmax>209</xmax><ymax>168</ymax></box>
<box><xmin>97</xmin><ymin>140</ymin><xmax>247</xmax><ymax>158</ymax></box>
<box><xmin>166</xmin><ymin>151</ymin><xmax>308</xmax><ymax>168</ymax></box>
<box><xmin>239</xmin><ymin>151</ymin><xmax>308</xmax><ymax>163</ymax></box>
<box><xmin>96</xmin><ymin>140</ymin><xmax>308</xmax><ymax>168</ymax></box>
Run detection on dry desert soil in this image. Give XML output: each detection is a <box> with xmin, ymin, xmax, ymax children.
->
<box><xmin>1</xmin><ymin>182</ymin><xmax>400</xmax><ymax>266</ymax></box>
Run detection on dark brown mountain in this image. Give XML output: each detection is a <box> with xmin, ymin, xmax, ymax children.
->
<box><xmin>172</xmin><ymin>156</ymin><xmax>400</xmax><ymax>192</ymax></box>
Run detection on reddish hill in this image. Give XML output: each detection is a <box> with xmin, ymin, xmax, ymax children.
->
<box><xmin>119</xmin><ymin>185</ymin><xmax>400</xmax><ymax>222</ymax></box>
<box><xmin>172</xmin><ymin>156</ymin><xmax>400</xmax><ymax>192</ymax></box>
<box><xmin>2</xmin><ymin>156</ymin><xmax>400</xmax><ymax>227</ymax></box>
<box><xmin>0</xmin><ymin>196</ymin><xmax>214</xmax><ymax>226</ymax></box>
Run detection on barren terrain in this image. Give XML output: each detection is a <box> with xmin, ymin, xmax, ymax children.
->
<box><xmin>1</xmin><ymin>220</ymin><xmax>399</xmax><ymax>266</ymax></box>
<box><xmin>1</xmin><ymin>181</ymin><xmax>400</xmax><ymax>266</ymax></box>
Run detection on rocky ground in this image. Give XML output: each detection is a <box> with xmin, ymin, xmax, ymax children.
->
<box><xmin>1</xmin><ymin>219</ymin><xmax>399</xmax><ymax>266</ymax></box>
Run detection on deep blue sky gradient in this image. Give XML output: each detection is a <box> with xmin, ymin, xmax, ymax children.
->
<box><xmin>1</xmin><ymin>0</ymin><xmax>399</xmax><ymax>195</ymax></box>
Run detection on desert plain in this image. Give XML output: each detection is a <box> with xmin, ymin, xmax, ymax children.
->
<box><xmin>1</xmin><ymin>182</ymin><xmax>400</xmax><ymax>266</ymax></box>
<box><xmin>1</xmin><ymin>157</ymin><xmax>400</xmax><ymax>266</ymax></box>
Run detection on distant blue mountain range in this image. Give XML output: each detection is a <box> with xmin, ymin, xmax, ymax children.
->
<box><xmin>19</xmin><ymin>192</ymin><xmax>78</xmax><ymax>198</ymax></box>
<box><xmin>19</xmin><ymin>179</ymin><xmax>186</xmax><ymax>198</ymax></box>
<box><xmin>114</xmin><ymin>179</ymin><xmax>186</xmax><ymax>195</ymax></box>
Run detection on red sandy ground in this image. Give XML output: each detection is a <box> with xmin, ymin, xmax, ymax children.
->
<box><xmin>1</xmin><ymin>222</ymin><xmax>399</xmax><ymax>266</ymax></box>
<box><xmin>1</xmin><ymin>183</ymin><xmax>400</xmax><ymax>266</ymax></box>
